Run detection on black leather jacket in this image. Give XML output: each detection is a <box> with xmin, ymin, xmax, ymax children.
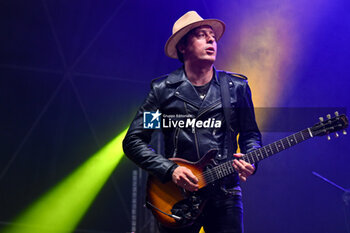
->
<box><xmin>123</xmin><ymin>67</ymin><xmax>261</xmax><ymax>184</ymax></box>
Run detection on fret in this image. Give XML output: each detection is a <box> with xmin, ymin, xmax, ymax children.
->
<box><xmin>222</xmin><ymin>166</ymin><xmax>226</xmax><ymax>177</ymax></box>
<box><xmin>253</xmin><ymin>150</ymin><xmax>259</xmax><ymax>160</ymax></box>
<box><xmin>251</xmin><ymin>155</ymin><xmax>256</xmax><ymax>163</ymax></box>
<box><xmin>272</xmin><ymin>142</ymin><xmax>279</xmax><ymax>153</ymax></box>
<box><xmin>303</xmin><ymin>129</ymin><xmax>311</xmax><ymax>140</ymax></box>
<box><xmin>288</xmin><ymin>135</ymin><xmax>297</xmax><ymax>146</ymax></box>
<box><xmin>213</xmin><ymin>169</ymin><xmax>219</xmax><ymax>180</ymax></box>
<box><xmin>276</xmin><ymin>140</ymin><xmax>284</xmax><ymax>150</ymax></box>
<box><xmin>229</xmin><ymin>163</ymin><xmax>233</xmax><ymax>173</ymax></box>
<box><xmin>245</xmin><ymin>156</ymin><xmax>251</xmax><ymax>164</ymax></box>
<box><xmin>227</xmin><ymin>166</ymin><xmax>231</xmax><ymax>176</ymax></box>
<box><xmin>293</xmin><ymin>134</ymin><xmax>298</xmax><ymax>143</ymax></box>
<box><xmin>283</xmin><ymin>137</ymin><xmax>291</xmax><ymax>147</ymax></box>
<box><xmin>263</xmin><ymin>146</ymin><xmax>268</xmax><ymax>157</ymax></box>
<box><xmin>211</xmin><ymin>169</ymin><xmax>216</xmax><ymax>182</ymax></box>
<box><xmin>223</xmin><ymin>163</ymin><xmax>227</xmax><ymax>176</ymax></box>
<box><xmin>253</xmin><ymin>152</ymin><xmax>259</xmax><ymax>162</ymax></box>
<box><xmin>218</xmin><ymin>169</ymin><xmax>223</xmax><ymax>179</ymax></box>
<box><xmin>222</xmin><ymin>164</ymin><xmax>227</xmax><ymax>176</ymax></box>
<box><xmin>264</xmin><ymin>146</ymin><xmax>270</xmax><ymax>156</ymax></box>
<box><xmin>206</xmin><ymin>170</ymin><xmax>213</xmax><ymax>183</ymax></box>
<box><xmin>280</xmin><ymin>140</ymin><xmax>285</xmax><ymax>150</ymax></box>
<box><xmin>218</xmin><ymin>169</ymin><xmax>223</xmax><ymax>178</ymax></box>
<box><xmin>268</xmin><ymin>144</ymin><xmax>273</xmax><ymax>154</ymax></box>
<box><xmin>215</xmin><ymin>169</ymin><xmax>219</xmax><ymax>179</ymax></box>
<box><xmin>203</xmin><ymin>126</ymin><xmax>317</xmax><ymax>185</ymax></box>
<box><xmin>307</xmin><ymin>128</ymin><xmax>313</xmax><ymax>137</ymax></box>
<box><xmin>256</xmin><ymin>149</ymin><xmax>264</xmax><ymax>159</ymax></box>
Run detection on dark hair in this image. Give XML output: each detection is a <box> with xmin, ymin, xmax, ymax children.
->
<box><xmin>175</xmin><ymin>28</ymin><xmax>195</xmax><ymax>63</ymax></box>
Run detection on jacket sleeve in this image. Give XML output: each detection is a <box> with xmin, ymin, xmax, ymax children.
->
<box><xmin>123</xmin><ymin>84</ymin><xmax>177</xmax><ymax>182</ymax></box>
<box><xmin>237</xmin><ymin>81</ymin><xmax>262</xmax><ymax>160</ymax></box>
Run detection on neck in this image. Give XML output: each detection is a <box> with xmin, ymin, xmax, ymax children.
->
<box><xmin>184</xmin><ymin>61</ymin><xmax>214</xmax><ymax>86</ymax></box>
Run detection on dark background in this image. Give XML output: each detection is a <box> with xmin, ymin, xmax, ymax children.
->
<box><xmin>1</xmin><ymin>0</ymin><xmax>349</xmax><ymax>232</ymax></box>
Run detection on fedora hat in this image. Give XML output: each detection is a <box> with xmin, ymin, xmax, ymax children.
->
<box><xmin>165</xmin><ymin>11</ymin><xmax>225</xmax><ymax>59</ymax></box>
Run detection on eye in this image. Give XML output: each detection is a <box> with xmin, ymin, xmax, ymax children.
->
<box><xmin>197</xmin><ymin>33</ymin><xmax>205</xmax><ymax>38</ymax></box>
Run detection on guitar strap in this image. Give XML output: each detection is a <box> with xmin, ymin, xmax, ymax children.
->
<box><xmin>218</xmin><ymin>71</ymin><xmax>234</xmax><ymax>161</ymax></box>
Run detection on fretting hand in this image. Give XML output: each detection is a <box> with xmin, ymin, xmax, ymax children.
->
<box><xmin>232</xmin><ymin>153</ymin><xmax>255</xmax><ymax>182</ymax></box>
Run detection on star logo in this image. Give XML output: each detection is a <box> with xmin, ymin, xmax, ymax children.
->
<box><xmin>150</xmin><ymin>109</ymin><xmax>161</xmax><ymax>122</ymax></box>
<box><xmin>143</xmin><ymin>110</ymin><xmax>162</xmax><ymax>129</ymax></box>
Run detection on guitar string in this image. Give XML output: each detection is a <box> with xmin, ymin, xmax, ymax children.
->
<box><xmin>195</xmin><ymin>130</ymin><xmax>309</xmax><ymax>185</ymax></box>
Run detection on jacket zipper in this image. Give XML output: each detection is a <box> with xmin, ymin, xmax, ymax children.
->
<box><xmin>192</xmin><ymin>126</ymin><xmax>201</xmax><ymax>159</ymax></box>
<box><xmin>172</xmin><ymin>128</ymin><xmax>180</xmax><ymax>157</ymax></box>
<box><xmin>192</xmin><ymin>101</ymin><xmax>221</xmax><ymax>160</ymax></box>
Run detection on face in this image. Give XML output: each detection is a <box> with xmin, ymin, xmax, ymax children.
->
<box><xmin>179</xmin><ymin>25</ymin><xmax>217</xmax><ymax>64</ymax></box>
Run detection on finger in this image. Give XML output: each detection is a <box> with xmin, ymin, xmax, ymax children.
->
<box><xmin>232</xmin><ymin>162</ymin><xmax>241</xmax><ymax>172</ymax></box>
<box><xmin>232</xmin><ymin>163</ymin><xmax>238</xmax><ymax>172</ymax></box>
<box><xmin>180</xmin><ymin>176</ymin><xmax>198</xmax><ymax>191</ymax></box>
<box><xmin>244</xmin><ymin>164</ymin><xmax>255</xmax><ymax>174</ymax></box>
<box><xmin>233</xmin><ymin>153</ymin><xmax>244</xmax><ymax>158</ymax></box>
<box><xmin>184</xmin><ymin>183</ymin><xmax>198</xmax><ymax>192</ymax></box>
<box><xmin>236</xmin><ymin>160</ymin><xmax>254</xmax><ymax>173</ymax></box>
<box><xmin>233</xmin><ymin>159</ymin><xmax>246</xmax><ymax>171</ymax></box>
<box><xmin>234</xmin><ymin>161</ymin><xmax>253</xmax><ymax>178</ymax></box>
<box><xmin>239</xmin><ymin>160</ymin><xmax>254</xmax><ymax>173</ymax></box>
<box><xmin>238</xmin><ymin>172</ymin><xmax>246</xmax><ymax>181</ymax></box>
<box><xmin>240</xmin><ymin>175</ymin><xmax>247</xmax><ymax>182</ymax></box>
<box><xmin>184</xmin><ymin>169</ymin><xmax>199</xmax><ymax>184</ymax></box>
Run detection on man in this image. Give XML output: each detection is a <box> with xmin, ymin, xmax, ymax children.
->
<box><xmin>123</xmin><ymin>11</ymin><xmax>261</xmax><ymax>233</ymax></box>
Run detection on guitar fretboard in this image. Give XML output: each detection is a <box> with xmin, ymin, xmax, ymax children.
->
<box><xmin>203</xmin><ymin>128</ymin><xmax>313</xmax><ymax>184</ymax></box>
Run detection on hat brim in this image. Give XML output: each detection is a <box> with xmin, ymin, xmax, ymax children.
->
<box><xmin>165</xmin><ymin>19</ymin><xmax>226</xmax><ymax>59</ymax></box>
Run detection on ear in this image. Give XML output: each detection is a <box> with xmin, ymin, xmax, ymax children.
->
<box><xmin>177</xmin><ymin>43</ymin><xmax>186</xmax><ymax>54</ymax></box>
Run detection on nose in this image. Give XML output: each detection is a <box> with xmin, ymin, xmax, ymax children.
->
<box><xmin>207</xmin><ymin>34</ymin><xmax>215</xmax><ymax>44</ymax></box>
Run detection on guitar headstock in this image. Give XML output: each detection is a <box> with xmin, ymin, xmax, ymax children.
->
<box><xmin>311</xmin><ymin>112</ymin><xmax>348</xmax><ymax>139</ymax></box>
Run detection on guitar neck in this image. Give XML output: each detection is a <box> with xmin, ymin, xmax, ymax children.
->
<box><xmin>205</xmin><ymin>128</ymin><xmax>313</xmax><ymax>184</ymax></box>
<box><xmin>243</xmin><ymin>128</ymin><xmax>312</xmax><ymax>164</ymax></box>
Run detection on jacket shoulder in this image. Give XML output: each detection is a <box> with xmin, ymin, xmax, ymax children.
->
<box><xmin>218</xmin><ymin>70</ymin><xmax>248</xmax><ymax>85</ymax></box>
<box><xmin>150</xmin><ymin>74</ymin><xmax>169</xmax><ymax>88</ymax></box>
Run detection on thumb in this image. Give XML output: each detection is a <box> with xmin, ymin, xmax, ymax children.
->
<box><xmin>234</xmin><ymin>153</ymin><xmax>243</xmax><ymax>158</ymax></box>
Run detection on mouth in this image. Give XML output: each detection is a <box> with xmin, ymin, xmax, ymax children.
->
<box><xmin>206</xmin><ymin>47</ymin><xmax>215</xmax><ymax>54</ymax></box>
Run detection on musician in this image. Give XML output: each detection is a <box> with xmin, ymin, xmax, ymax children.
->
<box><xmin>123</xmin><ymin>11</ymin><xmax>261</xmax><ymax>233</ymax></box>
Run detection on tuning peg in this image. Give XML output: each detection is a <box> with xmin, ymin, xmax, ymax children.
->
<box><xmin>319</xmin><ymin>117</ymin><xmax>324</xmax><ymax>122</ymax></box>
<box><xmin>335</xmin><ymin>111</ymin><xmax>339</xmax><ymax>117</ymax></box>
<box><xmin>343</xmin><ymin>130</ymin><xmax>347</xmax><ymax>135</ymax></box>
<box><xmin>335</xmin><ymin>132</ymin><xmax>339</xmax><ymax>138</ymax></box>
<box><xmin>327</xmin><ymin>114</ymin><xmax>331</xmax><ymax>119</ymax></box>
<box><xmin>327</xmin><ymin>135</ymin><xmax>331</xmax><ymax>140</ymax></box>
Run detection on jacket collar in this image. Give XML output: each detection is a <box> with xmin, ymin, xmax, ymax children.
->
<box><xmin>166</xmin><ymin>66</ymin><xmax>220</xmax><ymax>85</ymax></box>
<box><xmin>167</xmin><ymin>66</ymin><xmax>221</xmax><ymax>110</ymax></box>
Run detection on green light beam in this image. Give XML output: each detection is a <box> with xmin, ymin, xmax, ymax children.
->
<box><xmin>2</xmin><ymin>128</ymin><xmax>128</xmax><ymax>233</ymax></box>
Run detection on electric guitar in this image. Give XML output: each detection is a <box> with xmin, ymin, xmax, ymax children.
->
<box><xmin>146</xmin><ymin>112</ymin><xmax>348</xmax><ymax>228</ymax></box>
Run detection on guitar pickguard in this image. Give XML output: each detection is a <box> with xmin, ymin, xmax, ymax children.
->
<box><xmin>171</xmin><ymin>193</ymin><xmax>204</xmax><ymax>225</ymax></box>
